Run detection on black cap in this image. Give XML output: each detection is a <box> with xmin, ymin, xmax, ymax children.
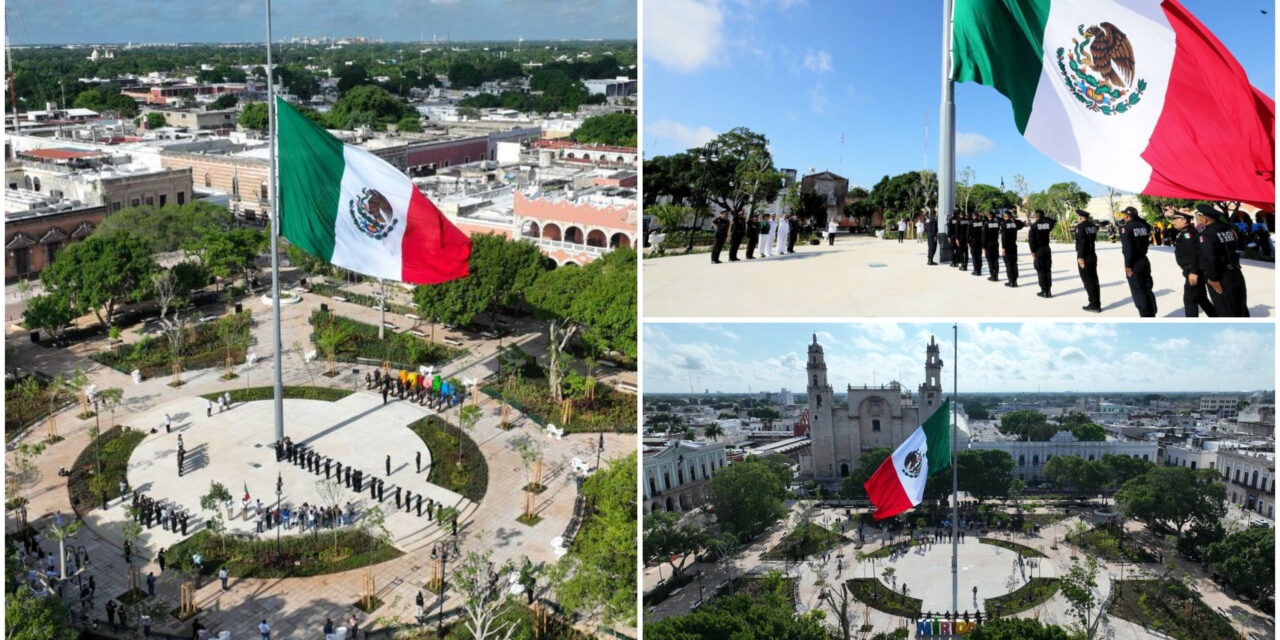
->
<box><xmin>1003</xmin><ymin>209</ymin><xmax>1013</xmax><ymax>216</ymax></box>
<box><xmin>1171</xmin><ymin>210</ymin><xmax>1195</xmax><ymax>222</ymax></box>
<box><xmin>1034</xmin><ymin>209</ymin><xmax>1046</xmax><ymax>217</ymax></box>
<box><xmin>1194</xmin><ymin>203</ymin><xmax>1223</xmax><ymax>219</ymax></box>
<box><xmin>1075</xmin><ymin>209</ymin><xmax>1091</xmax><ymax>219</ymax></box>
<box><xmin>1122</xmin><ymin>206</ymin><xmax>1139</xmax><ymax>217</ymax></box>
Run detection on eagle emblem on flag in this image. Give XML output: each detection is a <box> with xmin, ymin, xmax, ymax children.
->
<box><xmin>1056</xmin><ymin>22</ymin><xmax>1146</xmax><ymax>115</ymax></box>
<box><xmin>901</xmin><ymin>449</ymin><xmax>924</xmax><ymax>479</ymax></box>
<box><xmin>349</xmin><ymin>187</ymin><xmax>399</xmax><ymax>240</ymax></box>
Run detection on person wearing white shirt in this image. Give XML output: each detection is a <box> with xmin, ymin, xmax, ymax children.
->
<box><xmin>915</xmin><ymin>219</ymin><xmax>925</xmax><ymax>243</ymax></box>
<box><xmin>758</xmin><ymin>214</ymin><xmax>773</xmax><ymax>258</ymax></box>
<box><xmin>897</xmin><ymin>219</ymin><xmax>907</xmax><ymax>244</ymax></box>
<box><xmin>775</xmin><ymin>215</ymin><xmax>791</xmax><ymax>255</ymax></box>
<box><xmin>827</xmin><ymin>219</ymin><xmax>839</xmax><ymax>246</ymax></box>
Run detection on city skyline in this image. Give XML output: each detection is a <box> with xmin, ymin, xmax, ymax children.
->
<box><xmin>6</xmin><ymin>0</ymin><xmax>637</xmax><ymax>45</ymax></box>
<box><xmin>643</xmin><ymin>322</ymin><xmax>1276</xmax><ymax>395</ymax></box>
<box><xmin>643</xmin><ymin>0</ymin><xmax>1275</xmax><ymax>197</ymax></box>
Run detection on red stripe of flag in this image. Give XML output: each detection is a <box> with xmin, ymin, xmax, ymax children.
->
<box><xmin>400</xmin><ymin>188</ymin><xmax>472</xmax><ymax>284</ymax></box>
<box><xmin>864</xmin><ymin>455</ymin><xmax>915</xmax><ymax>520</ymax></box>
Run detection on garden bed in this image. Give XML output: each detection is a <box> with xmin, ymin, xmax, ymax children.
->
<box><xmin>165</xmin><ymin>528</ymin><xmax>402</xmax><ymax>579</ymax></box>
<box><xmin>5</xmin><ymin>375</ymin><xmax>76</xmax><ymax>442</ymax></box>
<box><xmin>407</xmin><ymin>416</ymin><xmax>488</xmax><ymax>502</ymax></box>
<box><xmin>91</xmin><ymin>311</ymin><xmax>254</xmax><ymax>379</ymax></box>
<box><xmin>984</xmin><ymin>577</ymin><xmax>1060</xmax><ymax>617</ymax></box>
<box><xmin>643</xmin><ymin>571</ymin><xmax>694</xmax><ymax>607</ymax></box>
<box><xmin>847</xmin><ymin>578</ymin><xmax>923</xmax><ymax>618</ymax></box>
<box><xmin>308</xmin><ymin>282</ymin><xmax>416</xmax><ymax>316</ymax></box>
<box><xmin>68</xmin><ymin>425</ymin><xmax>146</xmax><ymax>517</ymax></box>
<box><xmin>1108</xmin><ymin>580</ymin><xmax>1241</xmax><ymax>640</ymax></box>
<box><xmin>761</xmin><ymin>522</ymin><xmax>849</xmax><ymax>560</ymax></box>
<box><xmin>978</xmin><ymin>537</ymin><xmax>1047</xmax><ymax>558</ymax></box>
<box><xmin>199</xmin><ymin>386</ymin><xmax>353</xmax><ymax>403</ymax></box>
<box><xmin>308</xmin><ymin>310</ymin><xmax>465</xmax><ymax>369</ymax></box>
<box><xmin>713</xmin><ymin>575</ymin><xmax>799</xmax><ymax>609</ymax></box>
<box><xmin>1065</xmin><ymin>525</ymin><xmax>1156</xmax><ymax>563</ymax></box>
<box><xmin>482</xmin><ymin>377</ymin><xmax>636</xmax><ymax>433</ymax></box>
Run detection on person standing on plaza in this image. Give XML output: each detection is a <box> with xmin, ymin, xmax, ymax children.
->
<box><xmin>219</xmin><ymin>567</ymin><xmax>230</xmax><ymax>590</ymax></box>
<box><xmin>983</xmin><ymin>210</ymin><xmax>1001</xmax><ymax>282</ymax></box>
<box><xmin>709</xmin><ymin>212</ymin><xmax>729</xmax><ymax>264</ymax></box>
<box><xmin>258</xmin><ymin>620</ymin><xmax>270</xmax><ymax>640</ymax></box>
<box><xmin>727</xmin><ymin>212</ymin><xmax>745</xmax><ymax>261</ymax></box>
<box><xmin>385</xmin><ymin>455</ymin><xmax>391</xmax><ymax>476</ymax></box>
<box><xmin>925</xmin><ymin>212</ymin><xmax>938</xmax><ymax>265</ymax></box>
<box><xmin>786</xmin><ymin>214</ymin><xmax>799</xmax><ymax>253</ymax></box>
<box><xmin>1000</xmin><ymin>210</ymin><xmax>1024</xmax><ymax>287</ymax></box>
<box><xmin>146</xmin><ymin>571</ymin><xmax>156</xmax><ymax>596</ymax></box>
<box><xmin>1119</xmin><ymin>206</ymin><xmax>1157</xmax><ymax>317</ymax></box>
<box><xmin>206</xmin><ymin>399</ymin><xmax>214</xmax><ymax>418</ymax></box>
<box><xmin>755</xmin><ymin>214</ymin><xmax>771</xmax><ymax>258</ymax></box>
<box><xmin>1170</xmin><ymin>209</ymin><xmax>1216</xmax><ymax>317</ymax></box>
<box><xmin>775</xmin><ymin>212</ymin><xmax>791</xmax><ymax>255</ymax></box>
<box><xmin>827</xmin><ymin>217</ymin><xmax>839</xmax><ymax>246</ymax></box>
<box><xmin>766</xmin><ymin>213</ymin><xmax>780</xmax><ymax>257</ymax></box>
<box><xmin>164</xmin><ymin>413</ymin><xmax>172</xmax><ymax>434</ymax></box>
<box><xmin>157</xmin><ymin>548</ymin><xmax>166</xmax><ymax>573</ymax></box>
<box><xmin>1075</xmin><ymin>210</ymin><xmax>1102</xmax><ymax>312</ymax></box>
<box><xmin>915</xmin><ymin>216</ymin><xmax>925</xmax><ymax>243</ymax></box>
<box><xmin>1029</xmin><ymin>210</ymin><xmax>1055</xmax><ymax>298</ymax></box>
<box><xmin>1196</xmin><ymin>204</ymin><xmax>1250</xmax><ymax>316</ymax></box>
<box><xmin>955</xmin><ymin>212</ymin><xmax>970</xmax><ymax>270</ymax></box>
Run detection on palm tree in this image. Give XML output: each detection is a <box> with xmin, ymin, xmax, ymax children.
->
<box><xmin>704</xmin><ymin>423</ymin><xmax>724</xmax><ymax>442</ymax></box>
<box><xmin>46</xmin><ymin>520</ymin><xmax>82</xmax><ymax>580</ymax></box>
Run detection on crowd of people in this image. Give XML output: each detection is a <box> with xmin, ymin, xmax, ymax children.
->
<box><xmin>369</xmin><ymin>368</ymin><xmax>465</xmax><ymax>409</ymax></box>
<box><xmin>707</xmin><ymin>211</ymin><xmax>822</xmax><ymax>263</ymax></box>
<box><xmin>937</xmin><ymin>204</ymin><xmax>1251</xmax><ymax>317</ymax></box>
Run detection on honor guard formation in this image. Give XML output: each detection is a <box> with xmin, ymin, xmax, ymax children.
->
<box><xmin>943</xmin><ymin>204</ymin><xmax>1251</xmax><ymax>317</ymax></box>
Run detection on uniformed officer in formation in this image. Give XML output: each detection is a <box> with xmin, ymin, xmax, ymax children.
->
<box><xmin>1118</xmin><ymin>206</ymin><xmax>1157</xmax><ymax>317</ymax></box>
<box><xmin>1029</xmin><ymin>210</ymin><xmax>1055</xmax><ymax>298</ymax></box>
<box><xmin>1195</xmin><ymin>204</ymin><xmax>1249</xmax><ymax>316</ymax></box>
<box><xmin>925</xmin><ymin>212</ymin><xmax>939</xmax><ymax>265</ymax></box>
<box><xmin>743</xmin><ymin>213</ymin><xmax>759</xmax><ymax>259</ymax></box>
<box><xmin>727</xmin><ymin>212</ymin><xmax>745</xmax><ymax>262</ymax></box>
<box><xmin>1075</xmin><ymin>209</ymin><xmax>1102</xmax><ymax>312</ymax></box>
<box><xmin>955</xmin><ymin>212</ymin><xmax>970</xmax><ymax>270</ymax></box>
<box><xmin>1000</xmin><ymin>209</ymin><xmax>1025</xmax><ymax>288</ymax></box>
<box><xmin>1170</xmin><ymin>208</ymin><xmax>1216</xmax><ymax>317</ymax></box>
<box><xmin>968</xmin><ymin>210</ymin><xmax>985</xmax><ymax>276</ymax></box>
<box><xmin>709</xmin><ymin>212</ymin><xmax>729</xmax><ymax>264</ymax></box>
<box><xmin>946</xmin><ymin>212</ymin><xmax>959</xmax><ymax>267</ymax></box>
<box><xmin>982</xmin><ymin>211</ymin><xmax>1001</xmax><ymax>281</ymax></box>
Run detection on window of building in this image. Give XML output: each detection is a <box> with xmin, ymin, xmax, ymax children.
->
<box><xmin>1018</xmin><ymin>455</ymin><xmax>1025</xmax><ymax>466</ymax></box>
<box><xmin>204</xmin><ymin>172</ymin><xmax>211</xmax><ymax>188</ymax></box>
<box><xmin>145</xmin><ymin>196</ymin><xmax>154</xmax><ymax>206</ymax></box>
<box><xmin>12</xmin><ymin>248</ymin><xmax>30</xmax><ymax>274</ymax></box>
<box><xmin>1142</xmin><ymin>454</ymin><xmax>1148</xmax><ymax>461</ymax></box>
<box><xmin>1088</xmin><ymin>454</ymin><xmax>1095</xmax><ymax>461</ymax></box>
<box><xmin>1190</xmin><ymin>461</ymin><xmax>1197</xmax><ymax>470</ymax></box>
<box><xmin>677</xmin><ymin>467</ymin><xmax>685</xmax><ymax>484</ymax></box>
<box><xmin>232</xmin><ymin>176</ymin><xmax>239</xmax><ymax>198</ymax></box>
<box><xmin>32</xmin><ymin>177</ymin><xmax>40</xmax><ymax>192</ymax></box>
<box><xmin>872</xmin><ymin>419</ymin><xmax>881</xmax><ymax>432</ymax></box>
<box><xmin>261</xmin><ymin>182</ymin><xmax>268</xmax><ymax>199</ymax></box>
<box><xmin>177</xmin><ymin>191</ymin><xmax>185</xmax><ymax>205</ymax></box>
<box><xmin>1032</xmin><ymin>455</ymin><xmax>1039</xmax><ymax>465</ymax></box>
<box><xmin>111</xmin><ymin>202</ymin><xmax>121</xmax><ymax>212</ymax></box>
<box><xmin>649</xmin><ymin>478</ymin><xmax>657</xmax><ymax>495</ymax></box>
<box><xmin>50</xmin><ymin>189</ymin><xmax>63</xmax><ymax>199</ymax></box>
<box><xmin>159</xmin><ymin>194</ymin><xmax>166</xmax><ymax>207</ymax></box>
<box><xmin>1253</xmin><ymin>470</ymin><xmax>1259</xmax><ymax>488</ymax></box>
<box><xmin>701</xmin><ymin>463</ymin><xmax>707</xmax><ymax>480</ymax></box>
<box><xmin>131</xmin><ymin>199</ymin><xmax>140</xmax><ymax>207</ymax></box>
<box><xmin>45</xmin><ymin>243</ymin><xmax>59</xmax><ymax>265</ymax></box>
<box><xmin>663</xmin><ymin>472</ymin><xmax>671</xmax><ymax>490</ymax></box>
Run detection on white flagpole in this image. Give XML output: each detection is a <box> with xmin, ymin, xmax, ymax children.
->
<box><xmin>951</xmin><ymin>323</ymin><xmax>959</xmax><ymax>615</ymax></box>
<box><xmin>939</xmin><ymin>0</ymin><xmax>956</xmax><ymax>263</ymax></box>
<box><xmin>265</xmin><ymin>0</ymin><xmax>283</xmax><ymax>443</ymax></box>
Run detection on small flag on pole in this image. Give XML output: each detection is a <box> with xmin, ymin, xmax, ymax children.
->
<box><xmin>243</xmin><ymin>482</ymin><xmax>250</xmax><ymax>502</ymax></box>
<box><xmin>864</xmin><ymin>400</ymin><xmax>952</xmax><ymax>519</ymax></box>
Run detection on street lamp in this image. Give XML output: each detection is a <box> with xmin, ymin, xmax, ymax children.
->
<box><xmin>688</xmin><ymin>141</ymin><xmax>721</xmax><ymax>253</ymax></box>
<box><xmin>596</xmin><ymin>432</ymin><xmax>604</xmax><ymax>471</ymax></box>
<box><xmin>275</xmin><ymin>472</ymin><xmax>283</xmax><ymax>559</ymax></box>
<box><xmin>431</xmin><ymin>545</ymin><xmax>449</xmax><ymax>639</ymax></box>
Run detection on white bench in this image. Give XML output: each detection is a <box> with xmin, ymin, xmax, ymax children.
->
<box><xmin>545</xmin><ymin>423</ymin><xmax>564</xmax><ymax>440</ymax></box>
<box><xmin>406</xmin><ymin>313</ymin><xmax>420</xmax><ymax>320</ymax></box>
<box><xmin>443</xmin><ymin>337</ymin><xmax>463</xmax><ymax>347</ymax></box>
<box><xmin>571</xmin><ymin>457</ymin><xmax>590</xmax><ymax>475</ymax></box>
<box><xmin>331</xmin><ymin>296</ymin><xmax>347</xmax><ymax>302</ymax></box>
<box><xmin>410</xmin><ymin>330</ymin><xmax>427</xmax><ymax>338</ymax></box>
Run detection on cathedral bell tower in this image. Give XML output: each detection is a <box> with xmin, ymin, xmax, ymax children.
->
<box><xmin>807</xmin><ymin>334</ymin><xmax>836</xmax><ymax>480</ymax></box>
<box><xmin>919</xmin><ymin>335</ymin><xmax>944</xmax><ymax>417</ymax></box>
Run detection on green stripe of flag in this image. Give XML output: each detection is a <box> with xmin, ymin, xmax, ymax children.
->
<box><xmin>952</xmin><ymin>0</ymin><xmax>1052</xmax><ymax>134</ymax></box>
<box><xmin>276</xmin><ymin>97</ymin><xmax>344</xmax><ymax>261</ymax></box>
<box><xmin>924</xmin><ymin>399</ymin><xmax>952</xmax><ymax>475</ymax></box>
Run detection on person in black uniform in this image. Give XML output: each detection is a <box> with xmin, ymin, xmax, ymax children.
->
<box><xmin>1075</xmin><ymin>209</ymin><xmax>1102</xmax><ymax>312</ymax></box>
<box><xmin>1170</xmin><ymin>209</ymin><xmax>1216</xmax><ymax>317</ymax></box>
<box><xmin>1029</xmin><ymin>210</ymin><xmax>1055</xmax><ymax>297</ymax></box>
<box><xmin>1118</xmin><ymin>206</ymin><xmax>1157</xmax><ymax>317</ymax></box>
<box><xmin>1195</xmin><ymin>204</ymin><xmax>1249</xmax><ymax>316</ymax></box>
<box><xmin>956</xmin><ymin>213</ymin><xmax>970</xmax><ymax>270</ymax></box>
<box><xmin>1000</xmin><ymin>210</ymin><xmax>1025</xmax><ymax>288</ymax></box>
<box><xmin>744</xmin><ymin>213</ymin><xmax>758</xmax><ymax>259</ymax></box>
<box><xmin>728</xmin><ymin>212</ymin><xmax>745</xmax><ymax>261</ymax></box>
<box><xmin>983</xmin><ymin>211</ymin><xmax>1001</xmax><ymax>281</ymax></box>
<box><xmin>925</xmin><ymin>213</ymin><xmax>939</xmax><ymax>265</ymax></box>
<box><xmin>710</xmin><ymin>213</ymin><xmax>729</xmax><ymax>264</ymax></box>
<box><xmin>968</xmin><ymin>211</ymin><xmax>984</xmax><ymax>276</ymax></box>
<box><xmin>946</xmin><ymin>213</ymin><xmax>958</xmax><ymax>266</ymax></box>
<box><xmin>787</xmin><ymin>215</ymin><xmax>800</xmax><ymax>253</ymax></box>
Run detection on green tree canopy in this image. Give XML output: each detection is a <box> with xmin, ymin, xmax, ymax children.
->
<box><xmin>144</xmin><ymin>112</ymin><xmax>167</xmax><ymax>129</ymax></box>
<box><xmin>447</xmin><ymin>61</ymin><xmax>484</xmax><ymax>88</ymax></box>
<box><xmin>710</xmin><ymin>458</ymin><xmax>787</xmax><ymax>538</ymax></box>
<box><xmin>1116</xmin><ymin>466</ymin><xmax>1227</xmax><ymax>540</ymax></box>
<box><xmin>998</xmin><ymin>409</ymin><xmax>1056</xmax><ymax>441</ymax></box>
<box><xmin>969</xmin><ymin>618</ymin><xmax>1076</xmax><ymax>640</ymax></box>
<box><xmin>525</xmin><ymin>248</ymin><xmax>637</xmax><ymax>362</ymax></box>
<box><xmin>841</xmin><ymin>446</ymin><xmax>892</xmax><ymax>500</ymax></box>
<box><xmin>571</xmin><ymin>113</ymin><xmax>637</xmax><ymax>147</ymax></box>
<box><xmin>396</xmin><ymin>114</ymin><xmax>422</xmax><ymax>133</ymax></box>
<box><xmin>97</xmin><ymin>200</ymin><xmax>236</xmax><ymax>254</ymax></box>
<box><xmin>1099</xmin><ymin>453</ymin><xmax>1153</xmax><ymax>490</ymax></box>
<box><xmin>239</xmin><ymin>101</ymin><xmax>268</xmax><ymax>131</ymax></box>
<box><xmin>553</xmin><ymin>452</ymin><xmax>636</xmax><ymax>626</ymax></box>
<box><xmin>207</xmin><ymin>93</ymin><xmax>238</xmax><ymax>110</ymax></box>
<box><xmin>5</xmin><ymin>585</ymin><xmax>76</xmax><ymax>640</ymax></box>
<box><xmin>413</xmin><ymin>233</ymin><xmax>548</xmax><ymax>329</ymax></box>
<box><xmin>326</xmin><ymin>84</ymin><xmax>415</xmax><ymax>130</ymax></box>
<box><xmin>21</xmin><ymin>292</ymin><xmax>76</xmax><ymax>340</ymax></box>
<box><xmin>958</xmin><ymin>449</ymin><xmax>1015</xmax><ymax>502</ymax></box>
<box><xmin>643</xmin><ymin>510</ymin><xmax>707</xmax><ymax>578</ymax></box>
<box><xmin>335</xmin><ymin>63</ymin><xmax>371</xmax><ymax>95</ymax></box>
<box><xmin>1206</xmin><ymin>526</ymin><xmax>1274</xmax><ymax>605</ymax></box>
<box><xmin>183</xmin><ymin>227</ymin><xmax>267</xmax><ymax>284</ymax></box>
<box><xmin>644</xmin><ymin>588</ymin><xmax>827</xmax><ymax>640</ymax></box>
<box><xmin>41</xmin><ymin>231</ymin><xmax>157</xmax><ymax>328</ymax></box>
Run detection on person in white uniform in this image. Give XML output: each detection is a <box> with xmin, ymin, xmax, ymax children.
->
<box><xmin>775</xmin><ymin>214</ymin><xmax>790</xmax><ymax>255</ymax></box>
<box><xmin>760</xmin><ymin>214</ymin><xmax>776</xmax><ymax>258</ymax></box>
<box><xmin>827</xmin><ymin>219</ymin><xmax>839</xmax><ymax>245</ymax></box>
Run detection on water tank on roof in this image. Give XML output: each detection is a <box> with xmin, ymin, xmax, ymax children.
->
<box><xmin>538</xmin><ymin>149</ymin><xmax>552</xmax><ymax>168</ymax></box>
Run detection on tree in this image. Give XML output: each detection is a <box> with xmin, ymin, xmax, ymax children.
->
<box><xmin>103</xmin><ymin>92</ymin><xmax>140</xmax><ymax>117</ymax></box>
<box><xmin>144</xmin><ymin>112</ymin><xmax>167</xmax><ymax>129</ymax></box>
<box><xmin>312</xmin><ymin>314</ymin><xmax>353</xmax><ymax>376</ymax></box>
<box><xmin>200</xmin><ymin>482</ymin><xmax>232</xmax><ymax>551</ymax></box>
<box><xmin>21</xmin><ymin>293</ymin><xmax>75</xmax><ymax>342</ymax></box>
<box><xmin>335</xmin><ymin>64</ymin><xmax>371</xmax><ymax>95</ymax></box>
<box><xmin>327</xmin><ymin>84</ymin><xmax>414</xmax><ymax>131</ymax></box>
<box><xmin>447</xmin><ymin>61</ymin><xmax>484</xmax><ymax>88</ymax></box>
<box><xmin>957</xmin><ymin>449</ymin><xmax>1014</xmax><ymax>503</ymax></box>
<box><xmin>396</xmin><ymin>115</ymin><xmax>422</xmax><ymax>132</ymax></box>
<box><xmin>45</xmin><ymin>520</ymin><xmax>82</xmax><ymax>580</ymax></box>
<box><xmin>571</xmin><ymin>113</ymin><xmax>637</xmax><ymax>147</ymax></box>
<box><xmin>841</xmin><ymin>447</ymin><xmax>892</xmax><ymax>500</ymax></box>
<box><xmin>184</xmin><ymin>226</ymin><xmax>266</xmax><ymax>289</ymax></box>
<box><xmin>207</xmin><ymin>93</ymin><xmax>238</xmax><ymax>110</ymax></box>
<box><xmin>97</xmin><ymin>201</ymin><xmax>236</xmax><ymax>254</ymax></box>
<box><xmin>1116</xmin><ymin>466</ymin><xmax>1227</xmax><ymax>541</ymax></box>
<box><xmin>1206</xmin><ymin>526</ymin><xmax>1274</xmax><ymax>605</ymax></box>
<box><xmin>41</xmin><ymin>231</ymin><xmax>157</xmax><ymax>329</ymax></box>
<box><xmin>1044</xmin><ymin>181</ymin><xmax>1091</xmax><ymax>238</ymax></box>
<box><xmin>457</xmin><ymin>405</ymin><xmax>481</xmax><ymax>461</ymax></box>
<box><xmin>645</xmin><ymin>589</ymin><xmax>827</xmax><ymax>640</ymax></box>
<box><xmin>452</xmin><ymin>548</ymin><xmax>521</xmax><ymax>640</ymax></box>
<box><xmin>969</xmin><ymin>618</ymin><xmax>1075</xmax><ymax>640</ymax></box>
<box><xmin>6</xmin><ymin>585</ymin><xmax>75</xmax><ymax>640</ymax></box>
<box><xmin>703</xmin><ymin>423</ymin><xmax>724</xmax><ymax>442</ymax></box>
<box><xmin>73</xmin><ymin>88</ymin><xmax>106</xmax><ymax>111</ymax></box>
<box><xmin>553</xmin><ymin>453</ymin><xmax>636</xmax><ymax>626</ymax></box>
<box><xmin>1099</xmin><ymin>453</ymin><xmax>1152</xmax><ymax>490</ymax></box>
<box><xmin>1012</xmin><ymin>174</ymin><xmax>1031</xmax><ymax>216</ymax></box>
<box><xmin>457</xmin><ymin>105</ymin><xmax>481</xmax><ymax>120</ymax></box>
<box><xmin>1044</xmin><ymin>455</ymin><xmax>1107</xmax><ymax>499</ymax></box>
<box><xmin>709</xmin><ymin>458</ymin><xmax>786</xmax><ymax>538</ymax></box>
<box><xmin>1059</xmin><ymin>554</ymin><xmax>1105</xmax><ymax>639</ymax></box>
<box><xmin>643</xmin><ymin>510</ymin><xmax>706</xmax><ymax>578</ymax></box>
<box><xmin>998</xmin><ymin>409</ymin><xmax>1055</xmax><ymax>441</ymax></box>
<box><xmin>957</xmin><ymin>166</ymin><xmax>976</xmax><ymax>213</ymax></box>
<box><xmin>239</xmin><ymin>101</ymin><xmax>269</xmax><ymax>131</ymax></box>
<box><xmin>414</xmin><ymin>233</ymin><xmax>548</xmax><ymax>329</ymax></box>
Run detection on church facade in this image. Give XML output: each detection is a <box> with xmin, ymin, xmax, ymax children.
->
<box><xmin>802</xmin><ymin>334</ymin><xmax>945</xmax><ymax>488</ymax></box>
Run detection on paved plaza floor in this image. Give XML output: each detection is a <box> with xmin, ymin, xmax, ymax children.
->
<box><xmin>872</xmin><ymin>537</ymin><xmax>1057</xmax><ymax>613</ymax></box>
<box><xmin>642</xmin><ymin>235</ymin><xmax>1275</xmax><ymax>317</ymax></box>
<box><xmin>85</xmin><ymin>393</ymin><xmax>471</xmax><ymax>553</ymax></box>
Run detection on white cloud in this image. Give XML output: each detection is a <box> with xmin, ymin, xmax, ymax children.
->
<box><xmin>956</xmin><ymin>131</ymin><xmax>995</xmax><ymax>156</ymax></box>
<box><xmin>808</xmin><ymin>83</ymin><xmax>830</xmax><ymax>114</ymax></box>
<box><xmin>648</xmin><ymin>119</ymin><xmax>718</xmax><ymax>150</ymax></box>
<box><xmin>1153</xmin><ymin>337</ymin><xmax>1190</xmax><ymax>352</ymax></box>
<box><xmin>802</xmin><ymin>50</ymin><xmax>832</xmax><ymax>73</ymax></box>
<box><xmin>857</xmin><ymin>323</ymin><xmax>906</xmax><ymax>344</ymax></box>
<box><xmin>644</xmin><ymin>0</ymin><xmax>725</xmax><ymax>72</ymax></box>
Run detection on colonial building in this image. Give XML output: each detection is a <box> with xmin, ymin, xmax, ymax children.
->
<box><xmin>969</xmin><ymin>431</ymin><xmax>1158</xmax><ymax>482</ymax></box>
<box><xmin>802</xmin><ymin>335</ymin><xmax>945</xmax><ymax>488</ymax></box>
<box><xmin>1218</xmin><ymin>448</ymin><xmax>1275</xmax><ymax>519</ymax></box>
<box><xmin>800</xmin><ymin>171</ymin><xmax>849</xmax><ymax>224</ymax></box>
<box><xmin>643</xmin><ymin>440</ymin><xmax>728</xmax><ymax>514</ymax></box>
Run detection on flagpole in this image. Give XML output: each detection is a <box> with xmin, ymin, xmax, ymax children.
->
<box><xmin>265</xmin><ymin>0</ymin><xmax>283</xmax><ymax>443</ymax></box>
<box><xmin>938</xmin><ymin>0</ymin><xmax>956</xmax><ymax>262</ymax></box>
<box><xmin>951</xmin><ymin>323</ymin><xmax>958</xmax><ymax>615</ymax></box>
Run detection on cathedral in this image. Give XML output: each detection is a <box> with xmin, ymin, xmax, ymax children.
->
<box><xmin>802</xmin><ymin>334</ymin><xmax>945</xmax><ymax>488</ymax></box>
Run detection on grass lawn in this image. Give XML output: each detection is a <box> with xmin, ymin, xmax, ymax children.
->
<box><xmin>761</xmin><ymin>522</ymin><xmax>849</xmax><ymax>560</ymax></box>
<box><xmin>847</xmin><ymin>578</ymin><xmax>923</xmax><ymax>619</ymax></box>
<box><xmin>199</xmin><ymin>386</ymin><xmax>353</xmax><ymax>403</ymax></box>
<box><xmin>69</xmin><ymin>425</ymin><xmax>146</xmax><ymax>517</ymax></box>
<box><xmin>984</xmin><ymin>578</ymin><xmax>1060</xmax><ymax>617</ymax></box>
<box><xmin>406</xmin><ymin>416</ymin><xmax>488</xmax><ymax>502</ymax></box>
<box><xmin>978</xmin><ymin>537</ymin><xmax>1047</xmax><ymax>558</ymax></box>
<box><xmin>1066</xmin><ymin>525</ymin><xmax>1157</xmax><ymax>563</ymax></box>
<box><xmin>92</xmin><ymin>311</ymin><xmax>254</xmax><ymax>379</ymax></box>
<box><xmin>1109</xmin><ymin>580</ymin><xmax>1241</xmax><ymax>640</ymax></box>
<box><xmin>166</xmin><ymin>528</ymin><xmax>402</xmax><ymax>579</ymax></box>
<box><xmin>483</xmin><ymin>377</ymin><xmax>636</xmax><ymax>433</ymax></box>
<box><xmin>308</xmin><ymin>310</ymin><xmax>465</xmax><ymax>369</ymax></box>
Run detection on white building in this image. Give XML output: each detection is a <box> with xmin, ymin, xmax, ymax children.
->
<box><xmin>1164</xmin><ymin>437</ymin><xmax>1221</xmax><ymax>471</ymax></box>
<box><xmin>1218</xmin><ymin>448</ymin><xmax>1274</xmax><ymax>519</ymax></box>
<box><xmin>1200</xmin><ymin>396</ymin><xmax>1240</xmax><ymax>420</ymax></box>
<box><xmin>968</xmin><ymin>431</ymin><xmax>1158</xmax><ymax>482</ymax></box>
<box><xmin>643</xmin><ymin>440</ymin><xmax>728</xmax><ymax>514</ymax></box>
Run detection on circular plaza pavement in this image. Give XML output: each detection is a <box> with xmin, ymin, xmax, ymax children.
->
<box><xmin>868</xmin><ymin>536</ymin><xmax>1057</xmax><ymax>613</ymax></box>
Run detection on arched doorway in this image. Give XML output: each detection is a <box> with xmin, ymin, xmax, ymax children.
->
<box><xmin>839</xmin><ymin>462</ymin><xmax>850</xmax><ymax>477</ymax></box>
<box><xmin>586</xmin><ymin>229</ymin><xmax>607</xmax><ymax>247</ymax></box>
<box><xmin>564</xmin><ymin>226</ymin><xmax>584</xmax><ymax>244</ymax></box>
<box><xmin>542</xmin><ymin>223</ymin><xmax>562</xmax><ymax>241</ymax></box>
<box><xmin>520</xmin><ymin>220</ymin><xmax>541</xmax><ymax>238</ymax></box>
<box><xmin>665</xmin><ymin>496</ymin><xmax>675</xmax><ymax>512</ymax></box>
<box><xmin>610</xmin><ymin>233</ymin><xmax>632</xmax><ymax>249</ymax></box>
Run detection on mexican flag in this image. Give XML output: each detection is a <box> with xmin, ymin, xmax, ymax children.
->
<box><xmin>952</xmin><ymin>0</ymin><xmax>1274</xmax><ymax>210</ymax></box>
<box><xmin>864</xmin><ymin>401</ymin><xmax>951</xmax><ymax>520</ymax></box>
<box><xmin>275</xmin><ymin>97</ymin><xmax>472</xmax><ymax>284</ymax></box>
<box><xmin>243</xmin><ymin>482</ymin><xmax>250</xmax><ymax>502</ymax></box>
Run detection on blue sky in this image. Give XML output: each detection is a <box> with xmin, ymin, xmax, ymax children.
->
<box><xmin>642</xmin><ymin>0</ymin><xmax>1275</xmax><ymax>195</ymax></box>
<box><xmin>7</xmin><ymin>0</ymin><xmax>636</xmax><ymax>44</ymax></box>
<box><xmin>643</xmin><ymin>323</ymin><xmax>1275</xmax><ymax>393</ymax></box>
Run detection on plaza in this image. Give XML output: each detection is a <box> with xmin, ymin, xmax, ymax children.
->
<box><xmin>642</xmin><ymin>234</ymin><xmax>1275</xmax><ymax>318</ymax></box>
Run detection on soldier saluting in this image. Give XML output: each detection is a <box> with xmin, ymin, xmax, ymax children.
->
<box><xmin>1170</xmin><ymin>208</ymin><xmax>1216</xmax><ymax>317</ymax></box>
<box><xmin>983</xmin><ymin>211</ymin><xmax>1002</xmax><ymax>282</ymax></box>
<box><xmin>1075</xmin><ymin>209</ymin><xmax>1102</xmax><ymax>312</ymax></box>
<box><xmin>1000</xmin><ymin>210</ymin><xmax>1025</xmax><ymax>288</ymax></box>
<box><xmin>1119</xmin><ymin>206</ymin><xmax>1157</xmax><ymax>317</ymax></box>
<box><xmin>1195</xmin><ymin>204</ymin><xmax>1249</xmax><ymax>316</ymax></box>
